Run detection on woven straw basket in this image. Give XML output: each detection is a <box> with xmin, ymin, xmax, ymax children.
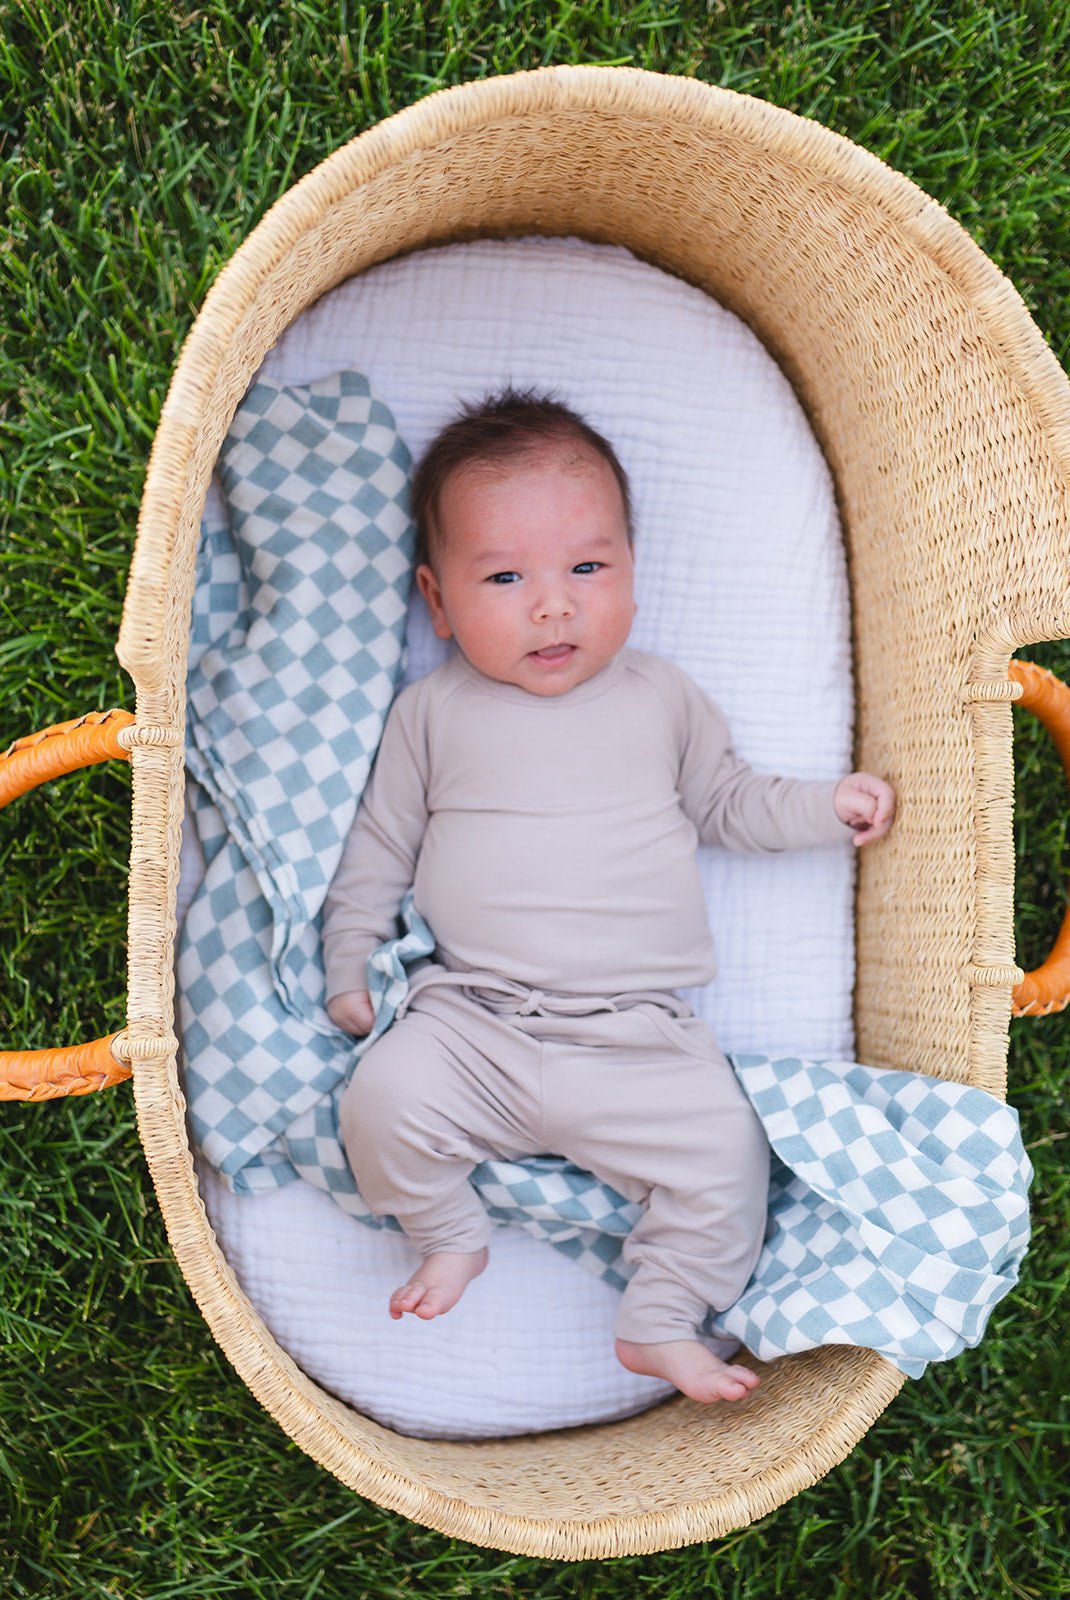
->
<box><xmin>4</xmin><ymin>66</ymin><xmax>1070</xmax><ymax>1560</ymax></box>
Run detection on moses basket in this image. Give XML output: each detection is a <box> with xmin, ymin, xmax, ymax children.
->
<box><xmin>4</xmin><ymin>67</ymin><xmax>1070</xmax><ymax>1560</ymax></box>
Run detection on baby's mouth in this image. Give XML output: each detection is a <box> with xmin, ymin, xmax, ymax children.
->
<box><xmin>530</xmin><ymin>644</ymin><xmax>576</xmax><ymax>663</ymax></box>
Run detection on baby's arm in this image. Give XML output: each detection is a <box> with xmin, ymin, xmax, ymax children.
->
<box><xmin>670</xmin><ymin>666</ymin><xmax>892</xmax><ymax>852</ymax></box>
<box><xmin>323</xmin><ymin>683</ymin><xmax>431</xmax><ymax>1033</ymax></box>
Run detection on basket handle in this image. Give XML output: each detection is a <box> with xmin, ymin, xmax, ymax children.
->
<box><xmin>0</xmin><ymin>709</ymin><xmax>135</xmax><ymax>1100</ymax></box>
<box><xmin>1009</xmin><ymin>660</ymin><xmax>1070</xmax><ymax>1017</ymax></box>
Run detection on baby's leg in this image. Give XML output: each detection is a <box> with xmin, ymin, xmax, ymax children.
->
<box><xmin>339</xmin><ymin>992</ymin><xmax>538</xmax><ymax>1321</ymax></box>
<box><xmin>540</xmin><ymin>1006</ymin><xmax>768</xmax><ymax>1402</ymax></box>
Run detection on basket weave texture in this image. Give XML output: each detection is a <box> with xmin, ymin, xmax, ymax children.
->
<box><xmin>114</xmin><ymin>67</ymin><xmax>1070</xmax><ymax>1558</ymax></box>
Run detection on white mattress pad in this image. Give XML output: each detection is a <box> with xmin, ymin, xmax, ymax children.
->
<box><xmin>183</xmin><ymin>235</ymin><xmax>854</xmax><ymax>1438</ymax></box>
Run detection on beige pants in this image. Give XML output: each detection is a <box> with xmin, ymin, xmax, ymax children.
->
<box><xmin>338</xmin><ymin>969</ymin><xmax>769</xmax><ymax>1344</ymax></box>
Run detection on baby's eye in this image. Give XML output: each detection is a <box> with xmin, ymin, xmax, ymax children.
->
<box><xmin>487</xmin><ymin>571</ymin><xmax>521</xmax><ymax>585</ymax></box>
<box><xmin>572</xmin><ymin>561</ymin><xmax>604</xmax><ymax>575</ymax></box>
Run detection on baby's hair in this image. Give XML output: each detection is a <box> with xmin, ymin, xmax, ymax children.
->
<box><xmin>411</xmin><ymin>387</ymin><xmax>633</xmax><ymax>567</ymax></box>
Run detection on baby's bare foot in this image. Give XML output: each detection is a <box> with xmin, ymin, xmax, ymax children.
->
<box><xmin>616</xmin><ymin>1337</ymin><xmax>760</xmax><ymax>1403</ymax></box>
<box><xmin>389</xmin><ymin>1247</ymin><xmax>489</xmax><ymax>1321</ymax></box>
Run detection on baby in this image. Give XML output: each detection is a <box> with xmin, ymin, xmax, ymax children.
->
<box><xmin>323</xmin><ymin>389</ymin><xmax>895</xmax><ymax>1405</ymax></box>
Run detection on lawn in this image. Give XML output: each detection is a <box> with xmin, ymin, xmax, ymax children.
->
<box><xmin>2</xmin><ymin>2</ymin><xmax>1069</xmax><ymax>1595</ymax></box>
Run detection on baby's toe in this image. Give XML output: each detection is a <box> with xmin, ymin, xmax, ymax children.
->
<box><xmin>714</xmin><ymin>1364</ymin><xmax>760</xmax><ymax>1402</ymax></box>
<box><xmin>389</xmin><ymin>1279</ymin><xmax>427</xmax><ymax>1318</ymax></box>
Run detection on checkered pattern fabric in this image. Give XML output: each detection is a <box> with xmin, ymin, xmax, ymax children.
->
<box><xmin>713</xmin><ymin>1057</ymin><xmax>1031</xmax><ymax>1375</ymax></box>
<box><xmin>179</xmin><ymin>370</ymin><xmax>1031</xmax><ymax>1376</ymax></box>
<box><xmin>179</xmin><ymin>372</ymin><xmax>415</xmax><ymax>1185</ymax></box>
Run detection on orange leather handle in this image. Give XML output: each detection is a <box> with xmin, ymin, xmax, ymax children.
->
<box><xmin>0</xmin><ymin>708</ymin><xmax>134</xmax><ymax>806</ymax></box>
<box><xmin>0</xmin><ymin>1035</ymin><xmax>132</xmax><ymax>1101</ymax></box>
<box><xmin>0</xmin><ymin>709</ymin><xmax>135</xmax><ymax>1099</ymax></box>
<box><xmin>1009</xmin><ymin>660</ymin><xmax>1070</xmax><ymax>1017</ymax></box>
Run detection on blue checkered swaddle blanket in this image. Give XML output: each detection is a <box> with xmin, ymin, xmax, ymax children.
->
<box><xmin>179</xmin><ymin>373</ymin><xmax>1031</xmax><ymax>1378</ymax></box>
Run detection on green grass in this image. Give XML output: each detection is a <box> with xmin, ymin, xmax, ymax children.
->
<box><xmin>2</xmin><ymin>1</ymin><xmax>1069</xmax><ymax>1594</ymax></box>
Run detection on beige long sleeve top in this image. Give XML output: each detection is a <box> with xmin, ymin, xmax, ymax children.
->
<box><xmin>322</xmin><ymin>649</ymin><xmax>854</xmax><ymax>1000</ymax></box>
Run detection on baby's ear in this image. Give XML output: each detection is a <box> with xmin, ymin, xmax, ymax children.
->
<box><xmin>416</xmin><ymin>563</ymin><xmax>454</xmax><ymax>640</ymax></box>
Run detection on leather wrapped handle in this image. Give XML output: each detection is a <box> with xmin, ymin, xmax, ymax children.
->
<box><xmin>1009</xmin><ymin>660</ymin><xmax>1070</xmax><ymax>1017</ymax></box>
<box><xmin>0</xmin><ymin>708</ymin><xmax>134</xmax><ymax>805</ymax></box>
<box><xmin>0</xmin><ymin>709</ymin><xmax>135</xmax><ymax>1098</ymax></box>
<box><xmin>0</xmin><ymin>1035</ymin><xmax>133</xmax><ymax>1102</ymax></box>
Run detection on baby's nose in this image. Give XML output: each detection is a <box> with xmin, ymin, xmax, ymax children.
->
<box><xmin>533</xmin><ymin>582</ymin><xmax>576</xmax><ymax>620</ymax></box>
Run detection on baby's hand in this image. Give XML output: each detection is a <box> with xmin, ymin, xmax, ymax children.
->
<box><xmin>327</xmin><ymin>989</ymin><xmax>376</xmax><ymax>1036</ymax></box>
<box><xmin>833</xmin><ymin>772</ymin><xmax>896</xmax><ymax>846</ymax></box>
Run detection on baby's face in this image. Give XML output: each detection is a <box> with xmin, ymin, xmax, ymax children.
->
<box><xmin>416</xmin><ymin>446</ymin><xmax>636</xmax><ymax>697</ymax></box>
